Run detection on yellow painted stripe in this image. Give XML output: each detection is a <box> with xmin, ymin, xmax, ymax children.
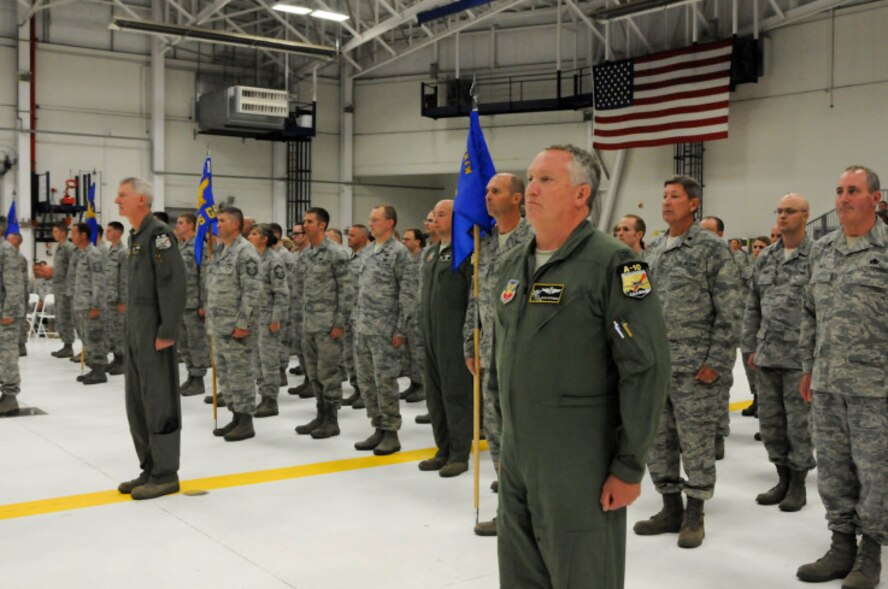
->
<box><xmin>0</xmin><ymin>442</ymin><xmax>488</xmax><ymax>521</ymax></box>
<box><xmin>730</xmin><ymin>400</ymin><xmax>754</xmax><ymax>412</ymax></box>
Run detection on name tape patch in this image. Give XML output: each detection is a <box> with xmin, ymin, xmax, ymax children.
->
<box><xmin>529</xmin><ymin>283</ymin><xmax>564</xmax><ymax>304</ymax></box>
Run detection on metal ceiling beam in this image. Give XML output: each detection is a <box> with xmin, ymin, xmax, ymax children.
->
<box><xmin>757</xmin><ymin>0</ymin><xmax>857</xmax><ymax>31</ymax></box>
<box><xmin>766</xmin><ymin>0</ymin><xmax>787</xmax><ymax>19</ymax></box>
<box><xmin>195</xmin><ymin>0</ymin><xmax>235</xmax><ymax>24</ymax></box>
<box><xmin>352</xmin><ymin>0</ymin><xmax>529</xmax><ymax>78</ymax></box>
<box><xmin>340</xmin><ymin>0</ymin><xmax>444</xmax><ymax>54</ymax></box>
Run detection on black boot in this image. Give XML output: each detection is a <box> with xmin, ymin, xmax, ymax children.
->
<box><xmin>715</xmin><ymin>435</ymin><xmax>725</xmax><ymax>460</ymax></box>
<box><xmin>842</xmin><ymin>536</ymin><xmax>882</xmax><ymax>589</ymax></box>
<box><xmin>797</xmin><ymin>532</ymin><xmax>857</xmax><ymax>582</ymax></box>
<box><xmin>634</xmin><ymin>493</ymin><xmax>684</xmax><ymax>535</ymax></box>
<box><xmin>279</xmin><ymin>368</ymin><xmax>288</xmax><ymax>388</ymax></box>
<box><xmin>351</xmin><ymin>387</ymin><xmax>365</xmax><ymax>409</ymax></box>
<box><xmin>107</xmin><ymin>354</ymin><xmax>125</xmax><ymax>376</ymax></box>
<box><xmin>742</xmin><ymin>395</ymin><xmax>758</xmax><ymax>417</ymax></box>
<box><xmin>181</xmin><ymin>377</ymin><xmax>205</xmax><ymax>397</ymax></box>
<box><xmin>19</xmin><ymin>343</ymin><xmax>26</xmax><ymax>357</ymax></box>
<box><xmin>204</xmin><ymin>394</ymin><xmax>225</xmax><ymax>407</ymax></box>
<box><xmin>343</xmin><ymin>389</ymin><xmax>361</xmax><ymax>406</ymax></box>
<box><xmin>757</xmin><ymin>465</ymin><xmax>791</xmax><ymax>505</ymax></box>
<box><xmin>82</xmin><ymin>366</ymin><xmax>108</xmax><ymax>385</ymax></box>
<box><xmin>373</xmin><ymin>431</ymin><xmax>400</xmax><ymax>456</ymax></box>
<box><xmin>255</xmin><ymin>397</ymin><xmax>279</xmax><ymax>418</ymax></box>
<box><xmin>355</xmin><ymin>428</ymin><xmax>385</xmax><ymax>451</ymax></box>
<box><xmin>213</xmin><ymin>412</ymin><xmax>238</xmax><ymax>437</ymax></box>
<box><xmin>677</xmin><ymin>498</ymin><xmax>705</xmax><ymax>548</ymax></box>
<box><xmin>52</xmin><ymin>344</ymin><xmax>74</xmax><ymax>358</ymax></box>
<box><xmin>311</xmin><ymin>405</ymin><xmax>340</xmax><ymax>439</ymax></box>
<box><xmin>224</xmin><ymin>414</ymin><xmax>255</xmax><ymax>442</ymax></box>
<box><xmin>295</xmin><ymin>403</ymin><xmax>324</xmax><ymax>435</ymax></box>
<box><xmin>779</xmin><ymin>469</ymin><xmax>807</xmax><ymax>512</ymax></box>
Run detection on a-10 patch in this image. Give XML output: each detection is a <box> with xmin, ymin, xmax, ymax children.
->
<box><xmin>619</xmin><ymin>262</ymin><xmax>652</xmax><ymax>299</ymax></box>
<box><xmin>155</xmin><ymin>234</ymin><xmax>172</xmax><ymax>251</ymax></box>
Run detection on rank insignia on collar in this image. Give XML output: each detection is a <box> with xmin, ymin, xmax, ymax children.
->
<box><xmin>155</xmin><ymin>234</ymin><xmax>172</xmax><ymax>251</ymax></box>
<box><xmin>501</xmin><ymin>279</ymin><xmax>519</xmax><ymax>304</ymax></box>
<box><xmin>619</xmin><ymin>262</ymin><xmax>652</xmax><ymax>299</ymax></box>
<box><xmin>529</xmin><ymin>283</ymin><xmax>564</xmax><ymax>304</ymax></box>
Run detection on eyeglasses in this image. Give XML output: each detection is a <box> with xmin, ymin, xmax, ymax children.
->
<box><xmin>773</xmin><ymin>208</ymin><xmax>807</xmax><ymax>216</ymax></box>
<box><xmin>292</xmin><ymin>231</ymin><xmax>305</xmax><ymax>236</ymax></box>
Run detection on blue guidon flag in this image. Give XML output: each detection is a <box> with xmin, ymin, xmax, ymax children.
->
<box><xmin>452</xmin><ymin>110</ymin><xmax>496</xmax><ymax>271</ymax></box>
<box><xmin>86</xmin><ymin>183</ymin><xmax>99</xmax><ymax>244</ymax></box>
<box><xmin>5</xmin><ymin>201</ymin><xmax>19</xmax><ymax>237</ymax></box>
<box><xmin>194</xmin><ymin>156</ymin><xmax>218</xmax><ymax>267</ymax></box>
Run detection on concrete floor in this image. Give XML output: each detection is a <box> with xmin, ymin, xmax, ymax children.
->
<box><xmin>0</xmin><ymin>339</ymin><xmax>881</xmax><ymax>589</ymax></box>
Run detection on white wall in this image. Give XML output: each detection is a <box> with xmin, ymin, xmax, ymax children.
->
<box><xmin>351</xmin><ymin>3</ymin><xmax>888</xmax><ymax>239</ymax></box>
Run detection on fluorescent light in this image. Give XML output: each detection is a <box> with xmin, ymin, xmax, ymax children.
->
<box><xmin>311</xmin><ymin>9</ymin><xmax>349</xmax><ymax>22</ymax></box>
<box><xmin>272</xmin><ymin>3</ymin><xmax>312</xmax><ymax>15</ymax></box>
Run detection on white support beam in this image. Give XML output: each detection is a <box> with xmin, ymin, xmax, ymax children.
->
<box><xmin>352</xmin><ymin>0</ymin><xmax>529</xmax><ymax>79</ymax></box>
<box><xmin>596</xmin><ymin>149</ymin><xmax>626</xmax><ymax>233</ymax></box>
<box><xmin>15</xmin><ymin>2</ymin><xmax>33</xmax><ymax>228</ymax></box>
<box><xmin>766</xmin><ymin>0</ymin><xmax>786</xmax><ymax>20</ymax></box>
<box><xmin>756</xmin><ymin>0</ymin><xmax>855</xmax><ymax>32</ymax></box>
<box><xmin>150</xmin><ymin>0</ymin><xmax>166</xmax><ymax>211</ymax></box>
<box><xmin>340</xmin><ymin>0</ymin><xmax>444</xmax><ymax>54</ymax></box>
<box><xmin>195</xmin><ymin>0</ymin><xmax>233</xmax><ymax>24</ymax></box>
<box><xmin>19</xmin><ymin>0</ymin><xmax>47</xmax><ymax>25</ymax></box>
<box><xmin>564</xmin><ymin>0</ymin><xmax>607</xmax><ymax>45</ymax></box>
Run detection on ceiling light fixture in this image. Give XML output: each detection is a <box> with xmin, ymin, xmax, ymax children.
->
<box><xmin>311</xmin><ymin>9</ymin><xmax>349</xmax><ymax>22</ymax></box>
<box><xmin>271</xmin><ymin>3</ymin><xmax>312</xmax><ymax>15</ymax></box>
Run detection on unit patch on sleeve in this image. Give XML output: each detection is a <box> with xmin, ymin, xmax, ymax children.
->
<box><xmin>154</xmin><ymin>234</ymin><xmax>172</xmax><ymax>251</ymax></box>
<box><xmin>619</xmin><ymin>262</ymin><xmax>652</xmax><ymax>299</ymax></box>
<box><xmin>245</xmin><ymin>259</ymin><xmax>259</xmax><ymax>277</ymax></box>
<box><xmin>529</xmin><ymin>283</ymin><xmax>564</xmax><ymax>304</ymax></box>
<box><xmin>500</xmin><ymin>279</ymin><xmax>520</xmax><ymax>304</ymax></box>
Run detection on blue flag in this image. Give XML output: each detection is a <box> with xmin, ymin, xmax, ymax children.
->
<box><xmin>86</xmin><ymin>183</ymin><xmax>99</xmax><ymax>245</ymax></box>
<box><xmin>5</xmin><ymin>201</ymin><xmax>19</xmax><ymax>237</ymax></box>
<box><xmin>452</xmin><ymin>110</ymin><xmax>496</xmax><ymax>271</ymax></box>
<box><xmin>194</xmin><ymin>156</ymin><xmax>218</xmax><ymax>267</ymax></box>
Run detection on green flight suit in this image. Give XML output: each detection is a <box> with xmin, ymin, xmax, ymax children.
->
<box><xmin>419</xmin><ymin>242</ymin><xmax>474</xmax><ymax>464</ymax></box>
<box><xmin>124</xmin><ymin>214</ymin><xmax>186</xmax><ymax>485</ymax></box>
<box><xmin>490</xmin><ymin>221</ymin><xmax>670</xmax><ymax>589</ymax></box>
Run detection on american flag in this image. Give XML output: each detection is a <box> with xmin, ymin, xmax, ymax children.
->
<box><xmin>593</xmin><ymin>39</ymin><xmax>734</xmax><ymax>150</ymax></box>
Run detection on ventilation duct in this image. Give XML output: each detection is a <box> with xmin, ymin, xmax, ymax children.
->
<box><xmin>197</xmin><ymin>86</ymin><xmax>290</xmax><ymax>133</ymax></box>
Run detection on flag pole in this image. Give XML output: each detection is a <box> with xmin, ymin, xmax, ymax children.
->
<box><xmin>472</xmin><ymin>224</ymin><xmax>482</xmax><ymax>523</ymax></box>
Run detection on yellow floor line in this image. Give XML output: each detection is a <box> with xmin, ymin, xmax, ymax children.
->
<box><xmin>730</xmin><ymin>399</ymin><xmax>754</xmax><ymax>412</ymax></box>
<box><xmin>0</xmin><ymin>441</ymin><xmax>489</xmax><ymax>521</ymax></box>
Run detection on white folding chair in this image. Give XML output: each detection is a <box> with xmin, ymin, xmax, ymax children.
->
<box><xmin>36</xmin><ymin>293</ymin><xmax>55</xmax><ymax>339</ymax></box>
<box><xmin>26</xmin><ymin>293</ymin><xmax>40</xmax><ymax>341</ymax></box>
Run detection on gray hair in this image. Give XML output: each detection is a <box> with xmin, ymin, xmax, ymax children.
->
<box><xmin>664</xmin><ymin>175</ymin><xmax>702</xmax><ymax>200</ymax></box>
<box><xmin>544</xmin><ymin>144</ymin><xmax>600</xmax><ymax>209</ymax></box>
<box><xmin>844</xmin><ymin>165</ymin><xmax>881</xmax><ymax>192</ymax></box>
<box><xmin>120</xmin><ymin>177</ymin><xmax>154</xmax><ymax>207</ymax></box>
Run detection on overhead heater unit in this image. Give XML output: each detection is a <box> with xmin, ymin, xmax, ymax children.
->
<box><xmin>197</xmin><ymin>86</ymin><xmax>290</xmax><ymax>133</ymax></box>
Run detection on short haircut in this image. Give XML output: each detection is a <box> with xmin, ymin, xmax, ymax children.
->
<box><xmin>351</xmin><ymin>224</ymin><xmax>370</xmax><ymax>238</ymax></box>
<box><xmin>754</xmin><ymin>236</ymin><xmax>771</xmax><ymax>246</ymax></box>
<box><xmin>96</xmin><ymin>224</ymin><xmax>104</xmax><ymax>238</ymax></box>
<box><xmin>255</xmin><ymin>223</ymin><xmax>278</xmax><ymax>248</ymax></box>
<box><xmin>178</xmin><ymin>213</ymin><xmax>197</xmax><ymax>228</ymax></box>
<box><xmin>268</xmin><ymin>222</ymin><xmax>283</xmax><ymax>239</ymax></box>
<box><xmin>405</xmin><ymin>228</ymin><xmax>426</xmax><ymax>248</ymax></box>
<box><xmin>374</xmin><ymin>205</ymin><xmax>398</xmax><ymax>228</ymax></box>
<box><xmin>702</xmin><ymin>215</ymin><xmax>725</xmax><ymax>233</ymax></box>
<box><xmin>664</xmin><ymin>175</ymin><xmax>702</xmax><ymax>200</ymax></box>
<box><xmin>544</xmin><ymin>144</ymin><xmax>600</xmax><ymax>209</ymax></box>
<box><xmin>73</xmin><ymin>222</ymin><xmax>91</xmax><ymax>240</ymax></box>
<box><xmin>306</xmin><ymin>207</ymin><xmax>330</xmax><ymax>229</ymax></box>
<box><xmin>120</xmin><ymin>177</ymin><xmax>154</xmax><ymax>207</ymax></box>
<box><xmin>152</xmin><ymin>211</ymin><xmax>170</xmax><ymax>224</ymax></box>
<box><xmin>327</xmin><ymin>227</ymin><xmax>343</xmax><ymax>242</ymax></box>
<box><xmin>625</xmin><ymin>214</ymin><xmax>647</xmax><ymax>249</ymax></box>
<box><xmin>53</xmin><ymin>221</ymin><xmax>69</xmax><ymax>233</ymax></box>
<box><xmin>844</xmin><ymin>165</ymin><xmax>881</xmax><ymax>192</ymax></box>
<box><xmin>506</xmin><ymin>174</ymin><xmax>525</xmax><ymax>197</ymax></box>
<box><xmin>108</xmin><ymin>221</ymin><xmax>124</xmax><ymax>232</ymax></box>
<box><xmin>219</xmin><ymin>206</ymin><xmax>244</xmax><ymax>230</ymax></box>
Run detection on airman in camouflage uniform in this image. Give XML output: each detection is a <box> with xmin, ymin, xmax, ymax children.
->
<box><xmin>205</xmin><ymin>207</ymin><xmax>261</xmax><ymax>442</ymax></box>
<box><xmin>7</xmin><ymin>233</ymin><xmax>28</xmax><ymax>356</ymax></box>
<box><xmin>104</xmin><ymin>222</ymin><xmax>128</xmax><ymax>376</ymax></box>
<box><xmin>352</xmin><ymin>206</ymin><xmax>416</xmax><ymax>456</ymax></box>
<box><xmin>269</xmin><ymin>224</ymin><xmax>290</xmax><ymax>385</ymax></box>
<box><xmin>0</xmin><ymin>222</ymin><xmax>26</xmax><ymax>416</ymax></box>
<box><xmin>634</xmin><ymin>177</ymin><xmax>743</xmax><ymax>549</ymax></box>
<box><xmin>286</xmin><ymin>224</ymin><xmax>312</xmax><ymax>398</ymax></box>
<box><xmin>742</xmin><ymin>194</ymin><xmax>814</xmax><ymax>513</ymax></box>
<box><xmin>342</xmin><ymin>226</ymin><xmax>370</xmax><ymax>408</ymax></box>
<box><xmin>461</xmin><ymin>173</ymin><xmax>535</xmax><ymax>536</ymax></box>
<box><xmin>70</xmin><ymin>223</ymin><xmax>108</xmax><ymax>384</ymax></box>
<box><xmin>400</xmin><ymin>228</ymin><xmax>426</xmax><ymax>401</ymax></box>
<box><xmin>50</xmin><ymin>222</ymin><xmax>76</xmax><ymax>358</ymax></box>
<box><xmin>796</xmin><ymin>167</ymin><xmax>888</xmax><ymax>589</ymax></box>
<box><xmin>247</xmin><ymin>225</ymin><xmax>289</xmax><ymax>418</ymax></box>
<box><xmin>295</xmin><ymin>208</ymin><xmax>352</xmax><ymax>440</ymax></box>
<box><xmin>174</xmin><ymin>214</ymin><xmax>211</xmax><ymax>399</ymax></box>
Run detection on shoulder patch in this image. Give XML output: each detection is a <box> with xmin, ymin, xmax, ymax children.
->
<box><xmin>155</xmin><ymin>234</ymin><xmax>172</xmax><ymax>251</ymax></box>
<box><xmin>500</xmin><ymin>279</ymin><xmax>519</xmax><ymax>304</ymax></box>
<box><xmin>273</xmin><ymin>265</ymin><xmax>285</xmax><ymax>280</ymax></box>
<box><xmin>245</xmin><ymin>258</ymin><xmax>259</xmax><ymax>277</ymax></box>
<box><xmin>619</xmin><ymin>261</ymin><xmax>653</xmax><ymax>299</ymax></box>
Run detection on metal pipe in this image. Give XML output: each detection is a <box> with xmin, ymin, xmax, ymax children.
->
<box><xmin>29</xmin><ymin>15</ymin><xmax>36</xmax><ymax>173</ymax></box>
